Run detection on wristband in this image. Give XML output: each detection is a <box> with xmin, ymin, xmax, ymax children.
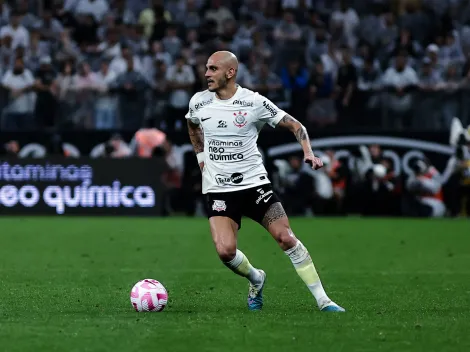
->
<box><xmin>197</xmin><ymin>152</ymin><xmax>205</xmax><ymax>163</ymax></box>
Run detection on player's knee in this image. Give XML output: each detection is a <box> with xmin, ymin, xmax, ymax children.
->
<box><xmin>272</xmin><ymin>226</ymin><xmax>297</xmax><ymax>250</ymax></box>
<box><xmin>215</xmin><ymin>243</ymin><xmax>237</xmax><ymax>262</ymax></box>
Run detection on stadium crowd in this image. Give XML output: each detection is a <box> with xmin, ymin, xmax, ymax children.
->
<box><xmin>0</xmin><ymin>0</ymin><xmax>469</xmax><ymax>218</ymax></box>
<box><xmin>1</xmin><ymin>0</ymin><xmax>470</xmax><ymax>132</ymax></box>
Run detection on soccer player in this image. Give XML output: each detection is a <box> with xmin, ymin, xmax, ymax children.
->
<box><xmin>186</xmin><ymin>51</ymin><xmax>345</xmax><ymax>312</ymax></box>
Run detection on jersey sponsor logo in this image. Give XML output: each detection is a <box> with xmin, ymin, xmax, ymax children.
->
<box><xmin>215</xmin><ymin>172</ymin><xmax>244</xmax><ymax>185</ymax></box>
<box><xmin>255</xmin><ymin>188</ymin><xmax>274</xmax><ymax>204</ymax></box>
<box><xmin>262</xmin><ymin>101</ymin><xmax>277</xmax><ymax>117</ymax></box>
<box><xmin>208</xmin><ymin>140</ymin><xmax>243</xmax><ymax>147</ymax></box>
<box><xmin>195</xmin><ymin>99</ymin><xmax>213</xmax><ymax>110</ymax></box>
<box><xmin>208</xmin><ymin>147</ymin><xmax>244</xmax><ymax>161</ymax></box>
<box><xmin>233</xmin><ymin>111</ymin><xmax>247</xmax><ymax>128</ymax></box>
<box><xmin>233</xmin><ymin>99</ymin><xmax>253</xmax><ymax>107</ymax></box>
<box><xmin>212</xmin><ymin>200</ymin><xmax>227</xmax><ymax>212</ymax></box>
<box><xmin>217</xmin><ymin>120</ymin><xmax>227</xmax><ymax>128</ymax></box>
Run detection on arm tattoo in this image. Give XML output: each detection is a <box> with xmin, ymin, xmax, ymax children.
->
<box><xmin>280</xmin><ymin>114</ymin><xmax>296</xmax><ymax>125</ymax></box>
<box><xmin>277</xmin><ymin>114</ymin><xmax>312</xmax><ymax>154</ymax></box>
<box><xmin>294</xmin><ymin>126</ymin><xmax>308</xmax><ymax>143</ymax></box>
<box><xmin>262</xmin><ymin>202</ymin><xmax>287</xmax><ymax>228</ymax></box>
<box><xmin>187</xmin><ymin>121</ymin><xmax>204</xmax><ymax>154</ymax></box>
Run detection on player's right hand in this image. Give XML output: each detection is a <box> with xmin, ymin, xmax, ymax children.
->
<box><xmin>304</xmin><ymin>154</ymin><xmax>323</xmax><ymax>170</ymax></box>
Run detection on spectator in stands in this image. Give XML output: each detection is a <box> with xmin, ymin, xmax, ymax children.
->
<box><xmin>252</xmin><ymin>60</ymin><xmax>283</xmax><ymax>103</ymax></box>
<box><xmin>96</xmin><ymin>26</ymin><xmax>121</xmax><ymax>58</ymax></box>
<box><xmin>74</xmin><ymin>0</ymin><xmax>109</xmax><ymax>22</ymax></box>
<box><xmin>274</xmin><ymin>9</ymin><xmax>302</xmax><ymax>45</ymax></box>
<box><xmin>55</xmin><ymin>59</ymin><xmax>78</xmax><ymax>128</ymax></box>
<box><xmin>71</xmin><ymin>60</ymin><xmax>99</xmax><ymax>128</ymax></box>
<box><xmin>204</xmin><ymin>0</ymin><xmax>234</xmax><ymax>35</ymax></box>
<box><xmin>18</xmin><ymin>0</ymin><xmax>39</xmax><ymax>30</ymax></box>
<box><xmin>389</xmin><ymin>28</ymin><xmax>422</xmax><ymax>67</ymax></box>
<box><xmin>185</xmin><ymin>29</ymin><xmax>201</xmax><ymax>54</ymax></box>
<box><xmin>305</xmin><ymin>23</ymin><xmax>329</xmax><ymax>69</ymax></box>
<box><xmin>37</xmin><ymin>8</ymin><xmax>64</xmax><ymax>41</ymax></box>
<box><xmin>112</xmin><ymin>0</ymin><xmax>136</xmax><ymax>25</ymax></box>
<box><xmin>425</xmin><ymin>43</ymin><xmax>444</xmax><ymax>78</ymax></box>
<box><xmin>34</xmin><ymin>56</ymin><xmax>58</xmax><ymax>131</ymax></box>
<box><xmin>183</xmin><ymin>0</ymin><xmax>202</xmax><ymax>30</ymax></box>
<box><xmin>139</xmin><ymin>0</ymin><xmax>171</xmax><ymax>40</ymax></box>
<box><xmin>279</xmin><ymin>155</ymin><xmax>316</xmax><ymax>216</ymax></box>
<box><xmin>382</xmin><ymin>50</ymin><xmax>419</xmax><ymax>129</ymax></box>
<box><xmin>165</xmin><ymin>54</ymin><xmax>195</xmax><ymax>132</ymax></box>
<box><xmin>0</xmin><ymin>11</ymin><xmax>29</xmax><ymax>50</ymax></box>
<box><xmin>109</xmin><ymin>44</ymin><xmax>143</xmax><ymax>75</ymax></box>
<box><xmin>94</xmin><ymin>58</ymin><xmax>118</xmax><ymax>129</ymax></box>
<box><xmin>1</xmin><ymin>56</ymin><xmax>35</xmax><ymax>130</ymax></box>
<box><xmin>356</xmin><ymin>57</ymin><xmax>382</xmax><ymax>126</ymax></box>
<box><xmin>1</xmin><ymin>140</ymin><xmax>19</xmax><ymax>157</ymax></box>
<box><xmin>0</xmin><ymin>0</ymin><xmax>10</xmax><ymax>28</ymax></box>
<box><xmin>161</xmin><ymin>24</ymin><xmax>182</xmax><ymax>59</ymax></box>
<box><xmin>405</xmin><ymin>158</ymin><xmax>446</xmax><ymax>217</ymax></box>
<box><xmin>439</xmin><ymin>30</ymin><xmax>465</xmax><ymax>69</ymax></box>
<box><xmin>280</xmin><ymin>57</ymin><xmax>309</xmax><ymax>118</ymax></box>
<box><xmin>54</xmin><ymin>28</ymin><xmax>81</xmax><ymax>63</ymax></box>
<box><xmin>107</xmin><ymin>133</ymin><xmax>132</xmax><ymax>157</ymax></box>
<box><xmin>440</xmin><ymin>63</ymin><xmax>463</xmax><ymax>129</ymax></box>
<box><xmin>336</xmin><ymin>45</ymin><xmax>357</xmax><ymax>126</ymax></box>
<box><xmin>109</xmin><ymin>55</ymin><xmax>149</xmax><ymax>130</ymax></box>
<box><xmin>330</xmin><ymin>0</ymin><xmax>360</xmax><ymax>49</ymax></box>
<box><xmin>306</xmin><ymin>59</ymin><xmax>336</xmax><ymax>128</ymax></box>
<box><xmin>324</xmin><ymin>149</ymin><xmax>347</xmax><ymax>215</ymax></box>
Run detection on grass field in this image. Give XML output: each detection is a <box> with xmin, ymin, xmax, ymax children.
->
<box><xmin>0</xmin><ymin>217</ymin><xmax>469</xmax><ymax>352</ymax></box>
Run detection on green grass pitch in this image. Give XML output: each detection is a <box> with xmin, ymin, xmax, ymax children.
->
<box><xmin>0</xmin><ymin>217</ymin><xmax>469</xmax><ymax>352</ymax></box>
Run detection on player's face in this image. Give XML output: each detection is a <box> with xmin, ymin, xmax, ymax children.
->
<box><xmin>205</xmin><ymin>59</ymin><xmax>228</xmax><ymax>92</ymax></box>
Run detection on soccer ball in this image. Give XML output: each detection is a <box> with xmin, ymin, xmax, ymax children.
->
<box><xmin>130</xmin><ymin>279</ymin><xmax>168</xmax><ymax>312</ymax></box>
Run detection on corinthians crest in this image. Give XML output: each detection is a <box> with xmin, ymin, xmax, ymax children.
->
<box><xmin>233</xmin><ymin>111</ymin><xmax>247</xmax><ymax>128</ymax></box>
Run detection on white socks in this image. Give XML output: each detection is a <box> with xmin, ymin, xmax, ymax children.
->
<box><xmin>284</xmin><ymin>241</ymin><xmax>331</xmax><ymax>308</ymax></box>
<box><xmin>224</xmin><ymin>249</ymin><xmax>264</xmax><ymax>287</ymax></box>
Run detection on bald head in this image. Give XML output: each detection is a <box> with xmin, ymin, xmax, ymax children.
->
<box><xmin>209</xmin><ymin>51</ymin><xmax>238</xmax><ymax>72</ymax></box>
<box><xmin>205</xmin><ymin>51</ymin><xmax>239</xmax><ymax>93</ymax></box>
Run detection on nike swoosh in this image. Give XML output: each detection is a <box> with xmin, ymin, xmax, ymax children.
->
<box><xmin>263</xmin><ymin>196</ymin><xmax>272</xmax><ymax>203</ymax></box>
<box><xmin>201</xmin><ymin>117</ymin><xmax>212</xmax><ymax>122</ymax></box>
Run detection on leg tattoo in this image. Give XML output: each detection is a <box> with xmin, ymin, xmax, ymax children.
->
<box><xmin>262</xmin><ymin>202</ymin><xmax>287</xmax><ymax>228</ymax></box>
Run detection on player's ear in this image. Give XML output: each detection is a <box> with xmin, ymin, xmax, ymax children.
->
<box><xmin>226</xmin><ymin>68</ymin><xmax>235</xmax><ymax>79</ymax></box>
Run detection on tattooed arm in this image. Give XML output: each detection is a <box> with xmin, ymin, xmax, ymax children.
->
<box><xmin>276</xmin><ymin>114</ymin><xmax>323</xmax><ymax>169</ymax></box>
<box><xmin>276</xmin><ymin>114</ymin><xmax>313</xmax><ymax>156</ymax></box>
<box><xmin>187</xmin><ymin>120</ymin><xmax>205</xmax><ymax>170</ymax></box>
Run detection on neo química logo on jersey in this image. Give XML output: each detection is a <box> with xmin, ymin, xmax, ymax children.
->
<box><xmin>0</xmin><ymin>160</ymin><xmax>158</xmax><ymax>215</ymax></box>
<box><xmin>207</xmin><ymin>140</ymin><xmax>244</xmax><ymax>162</ymax></box>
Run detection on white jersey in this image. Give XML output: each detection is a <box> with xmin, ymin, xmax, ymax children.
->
<box><xmin>185</xmin><ymin>86</ymin><xmax>286</xmax><ymax>194</ymax></box>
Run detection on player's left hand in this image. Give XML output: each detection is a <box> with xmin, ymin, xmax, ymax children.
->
<box><xmin>304</xmin><ymin>154</ymin><xmax>323</xmax><ymax>170</ymax></box>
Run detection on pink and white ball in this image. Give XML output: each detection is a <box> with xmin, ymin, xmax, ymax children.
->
<box><xmin>130</xmin><ymin>279</ymin><xmax>168</xmax><ymax>312</ymax></box>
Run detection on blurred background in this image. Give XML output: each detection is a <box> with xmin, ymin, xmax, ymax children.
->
<box><xmin>0</xmin><ymin>0</ymin><xmax>469</xmax><ymax>218</ymax></box>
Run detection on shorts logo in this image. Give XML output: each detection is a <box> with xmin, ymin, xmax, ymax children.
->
<box><xmin>255</xmin><ymin>188</ymin><xmax>274</xmax><ymax>204</ymax></box>
<box><xmin>212</xmin><ymin>200</ymin><xmax>227</xmax><ymax>212</ymax></box>
<box><xmin>233</xmin><ymin>111</ymin><xmax>247</xmax><ymax>128</ymax></box>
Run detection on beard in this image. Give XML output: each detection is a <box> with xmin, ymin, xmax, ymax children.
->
<box><xmin>208</xmin><ymin>76</ymin><xmax>228</xmax><ymax>92</ymax></box>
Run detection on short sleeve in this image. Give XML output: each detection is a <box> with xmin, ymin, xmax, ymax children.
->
<box><xmin>255</xmin><ymin>94</ymin><xmax>286</xmax><ymax>128</ymax></box>
<box><xmin>185</xmin><ymin>94</ymin><xmax>200</xmax><ymax>125</ymax></box>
